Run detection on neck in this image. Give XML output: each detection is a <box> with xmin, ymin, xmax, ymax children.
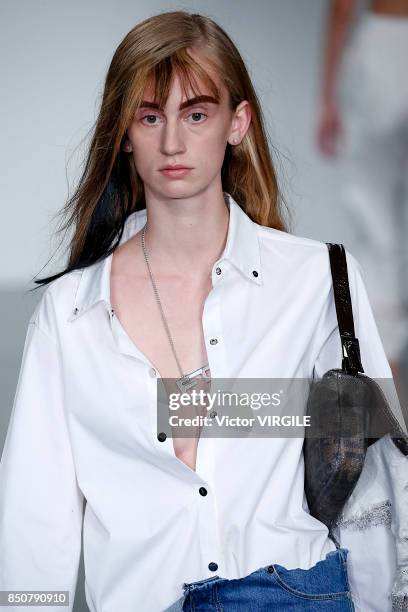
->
<box><xmin>141</xmin><ymin>184</ymin><xmax>230</xmax><ymax>281</ymax></box>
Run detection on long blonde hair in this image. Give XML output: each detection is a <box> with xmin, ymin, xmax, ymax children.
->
<box><xmin>34</xmin><ymin>10</ymin><xmax>289</xmax><ymax>288</ymax></box>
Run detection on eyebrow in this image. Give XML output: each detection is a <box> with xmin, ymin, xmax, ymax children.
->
<box><xmin>138</xmin><ymin>95</ymin><xmax>220</xmax><ymax>111</ymax></box>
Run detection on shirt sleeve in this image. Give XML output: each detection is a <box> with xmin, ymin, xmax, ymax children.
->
<box><xmin>312</xmin><ymin>248</ymin><xmax>408</xmax><ymax>436</ymax></box>
<box><xmin>0</xmin><ymin>320</ymin><xmax>84</xmax><ymax>611</ymax></box>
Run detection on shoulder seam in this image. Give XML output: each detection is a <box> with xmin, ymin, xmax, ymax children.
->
<box><xmin>256</xmin><ymin>226</ymin><xmax>328</xmax><ymax>250</ymax></box>
<box><xmin>28</xmin><ymin>319</ymin><xmax>59</xmax><ymax>346</ymax></box>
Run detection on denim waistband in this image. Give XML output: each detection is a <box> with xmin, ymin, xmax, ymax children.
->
<box><xmin>182</xmin><ymin>547</ymin><xmax>350</xmax><ymax>593</ymax></box>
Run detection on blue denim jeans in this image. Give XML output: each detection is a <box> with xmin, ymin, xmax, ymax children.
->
<box><xmin>165</xmin><ymin>547</ymin><xmax>355</xmax><ymax>611</ymax></box>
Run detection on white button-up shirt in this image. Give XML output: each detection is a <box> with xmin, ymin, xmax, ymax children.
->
<box><xmin>1</xmin><ymin>193</ymin><xmax>405</xmax><ymax>612</ymax></box>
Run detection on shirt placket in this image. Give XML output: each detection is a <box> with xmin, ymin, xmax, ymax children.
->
<box><xmin>107</xmin><ymin>263</ymin><xmax>229</xmax><ymax>577</ymax></box>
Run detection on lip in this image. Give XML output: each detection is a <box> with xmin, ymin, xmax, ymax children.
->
<box><xmin>159</xmin><ymin>164</ymin><xmax>192</xmax><ymax>170</ymax></box>
<box><xmin>159</xmin><ymin>166</ymin><xmax>193</xmax><ymax>178</ymax></box>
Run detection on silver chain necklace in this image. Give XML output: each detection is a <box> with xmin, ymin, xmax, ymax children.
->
<box><xmin>141</xmin><ymin>222</ymin><xmax>211</xmax><ymax>393</ymax></box>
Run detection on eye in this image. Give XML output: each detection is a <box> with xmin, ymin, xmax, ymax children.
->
<box><xmin>188</xmin><ymin>111</ymin><xmax>207</xmax><ymax>124</ymax></box>
<box><xmin>141</xmin><ymin>114</ymin><xmax>162</xmax><ymax>125</ymax></box>
<box><xmin>139</xmin><ymin>111</ymin><xmax>208</xmax><ymax>126</ymax></box>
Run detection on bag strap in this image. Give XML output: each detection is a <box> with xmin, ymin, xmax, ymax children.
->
<box><xmin>326</xmin><ymin>243</ymin><xmax>364</xmax><ymax>375</ymax></box>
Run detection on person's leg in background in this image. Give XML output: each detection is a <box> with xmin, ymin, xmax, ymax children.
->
<box><xmin>397</xmin><ymin>118</ymin><xmax>408</xmax><ymax>409</ymax></box>
<box><xmin>393</xmin><ymin>117</ymin><xmax>408</xmax><ymax>407</ymax></box>
<box><xmin>337</xmin><ymin>14</ymin><xmax>408</xmax><ymax>403</ymax></box>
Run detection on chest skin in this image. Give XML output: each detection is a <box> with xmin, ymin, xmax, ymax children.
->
<box><xmin>110</xmin><ymin>231</ymin><xmax>212</xmax><ymax>471</ymax></box>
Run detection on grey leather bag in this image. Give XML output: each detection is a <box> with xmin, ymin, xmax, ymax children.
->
<box><xmin>303</xmin><ymin>243</ymin><xmax>408</xmax><ymax>530</ymax></box>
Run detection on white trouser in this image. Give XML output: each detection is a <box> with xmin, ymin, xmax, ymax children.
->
<box><xmin>337</xmin><ymin>12</ymin><xmax>408</xmax><ymax>363</ymax></box>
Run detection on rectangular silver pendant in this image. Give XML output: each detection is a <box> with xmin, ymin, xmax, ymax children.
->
<box><xmin>175</xmin><ymin>366</ymin><xmax>211</xmax><ymax>392</ymax></box>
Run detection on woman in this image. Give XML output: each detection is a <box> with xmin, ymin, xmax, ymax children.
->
<box><xmin>0</xmin><ymin>10</ymin><xmax>406</xmax><ymax>612</ymax></box>
<box><xmin>316</xmin><ymin>0</ymin><xmax>408</xmax><ymax>391</ymax></box>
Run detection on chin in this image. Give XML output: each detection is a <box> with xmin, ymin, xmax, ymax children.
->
<box><xmin>150</xmin><ymin>181</ymin><xmax>206</xmax><ymax>200</ymax></box>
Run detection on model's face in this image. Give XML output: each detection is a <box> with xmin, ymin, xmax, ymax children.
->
<box><xmin>124</xmin><ymin>51</ymin><xmax>251</xmax><ymax>199</ymax></box>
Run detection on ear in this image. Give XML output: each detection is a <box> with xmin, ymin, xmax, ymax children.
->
<box><xmin>121</xmin><ymin>130</ymin><xmax>133</xmax><ymax>153</ymax></box>
<box><xmin>122</xmin><ymin>140</ymin><xmax>133</xmax><ymax>153</ymax></box>
<box><xmin>227</xmin><ymin>100</ymin><xmax>252</xmax><ymax>146</ymax></box>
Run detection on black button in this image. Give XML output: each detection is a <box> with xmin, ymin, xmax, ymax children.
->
<box><xmin>267</xmin><ymin>565</ymin><xmax>274</xmax><ymax>573</ymax></box>
<box><xmin>157</xmin><ymin>432</ymin><xmax>167</xmax><ymax>442</ymax></box>
<box><xmin>210</xmin><ymin>338</ymin><xmax>218</xmax><ymax>345</ymax></box>
<box><xmin>215</xmin><ymin>267</ymin><xmax>222</xmax><ymax>275</ymax></box>
<box><xmin>209</xmin><ymin>410</ymin><xmax>217</xmax><ymax>418</ymax></box>
<box><xmin>199</xmin><ymin>487</ymin><xmax>207</xmax><ymax>496</ymax></box>
<box><xmin>208</xmin><ymin>562</ymin><xmax>218</xmax><ymax>571</ymax></box>
<box><xmin>252</xmin><ymin>270</ymin><xmax>258</xmax><ymax>277</ymax></box>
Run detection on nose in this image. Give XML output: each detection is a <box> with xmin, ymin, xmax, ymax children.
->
<box><xmin>160</xmin><ymin>118</ymin><xmax>186</xmax><ymax>156</ymax></box>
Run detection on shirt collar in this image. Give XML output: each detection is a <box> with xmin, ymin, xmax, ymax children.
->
<box><xmin>69</xmin><ymin>192</ymin><xmax>262</xmax><ymax>322</ymax></box>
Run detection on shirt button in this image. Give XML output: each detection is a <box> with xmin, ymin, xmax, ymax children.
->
<box><xmin>149</xmin><ymin>367</ymin><xmax>157</xmax><ymax>377</ymax></box>
<box><xmin>199</xmin><ymin>487</ymin><xmax>208</xmax><ymax>496</ymax></box>
<box><xmin>215</xmin><ymin>267</ymin><xmax>222</xmax><ymax>275</ymax></box>
<box><xmin>73</xmin><ymin>307</ymin><xmax>79</xmax><ymax>315</ymax></box>
<box><xmin>209</xmin><ymin>410</ymin><xmax>217</xmax><ymax>419</ymax></box>
<box><xmin>267</xmin><ymin>565</ymin><xmax>275</xmax><ymax>573</ymax></box>
<box><xmin>208</xmin><ymin>562</ymin><xmax>218</xmax><ymax>572</ymax></box>
<box><xmin>210</xmin><ymin>338</ymin><xmax>218</xmax><ymax>345</ymax></box>
<box><xmin>157</xmin><ymin>432</ymin><xmax>167</xmax><ymax>442</ymax></box>
<box><xmin>252</xmin><ymin>270</ymin><xmax>258</xmax><ymax>277</ymax></box>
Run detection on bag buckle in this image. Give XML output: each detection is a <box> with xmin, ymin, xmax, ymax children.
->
<box><xmin>341</xmin><ymin>335</ymin><xmax>364</xmax><ymax>375</ymax></box>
